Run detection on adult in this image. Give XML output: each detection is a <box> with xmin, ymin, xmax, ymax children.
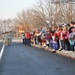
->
<box><xmin>3</xmin><ymin>32</ymin><xmax>9</xmax><ymax>46</ymax></box>
<box><xmin>25</xmin><ymin>31</ymin><xmax>31</xmax><ymax>46</ymax></box>
<box><xmin>69</xmin><ymin>21</ymin><xmax>75</xmax><ymax>33</ymax></box>
<box><xmin>22</xmin><ymin>33</ymin><xmax>25</xmax><ymax>44</ymax></box>
<box><xmin>8</xmin><ymin>31</ymin><xmax>13</xmax><ymax>45</ymax></box>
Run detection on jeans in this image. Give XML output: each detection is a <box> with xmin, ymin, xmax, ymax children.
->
<box><xmin>65</xmin><ymin>41</ymin><xmax>70</xmax><ymax>51</ymax></box>
<box><xmin>60</xmin><ymin>40</ymin><xmax>65</xmax><ymax>50</ymax></box>
<box><xmin>26</xmin><ymin>38</ymin><xmax>31</xmax><ymax>46</ymax></box>
<box><xmin>70</xmin><ymin>45</ymin><xmax>74</xmax><ymax>52</ymax></box>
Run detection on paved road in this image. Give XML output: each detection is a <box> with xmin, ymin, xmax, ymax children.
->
<box><xmin>0</xmin><ymin>42</ymin><xmax>75</xmax><ymax>75</ymax></box>
<box><xmin>0</xmin><ymin>42</ymin><xmax>3</xmax><ymax>52</ymax></box>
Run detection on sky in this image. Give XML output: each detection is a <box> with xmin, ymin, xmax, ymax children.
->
<box><xmin>0</xmin><ymin>0</ymin><xmax>37</xmax><ymax>19</ymax></box>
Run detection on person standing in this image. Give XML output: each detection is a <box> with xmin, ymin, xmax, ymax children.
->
<box><xmin>25</xmin><ymin>31</ymin><xmax>31</xmax><ymax>46</ymax></box>
<box><xmin>22</xmin><ymin>33</ymin><xmax>25</xmax><ymax>44</ymax></box>
<box><xmin>8</xmin><ymin>31</ymin><xmax>13</xmax><ymax>45</ymax></box>
<box><xmin>3</xmin><ymin>32</ymin><xmax>9</xmax><ymax>46</ymax></box>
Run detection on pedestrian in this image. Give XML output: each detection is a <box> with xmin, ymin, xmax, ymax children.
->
<box><xmin>41</xmin><ymin>33</ymin><xmax>46</xmax><ymax>48</ymax></box>
<box><xmin>68</xmin><ymin>28</ymin><xmax>75</xmax><ymax>52</ymax></box>
<box><xmin>8</xmin><ymin>31</ymin><xmax>13</xmax><ymax>45</ymax></box>
<box><xmin>3</xmin><ymin>32</ymin><xmax>9</xmax><ymax>46</ymax></box>
<box><xmin>51</xmin><ymin>31</ymin><xmax>59</xmax><ymax>52</ymax></box>
<box><xmin>22</xmin><ymin>33</ymin><xmax>25</xmax><ymax>44</ymax></box>
<box><xmin>25</xmin><ymin>31</ymin><xmax>31</xmax><ymax>46</ymax></box>
<box><xmin>68</xmin><ymin>32</ymin><xmax>74</xmax><ymax>52</ymax></box>
<box><xmin>69</xmin><ymin>21</ymin><xmax>75</xmax><ymax>33</ymax></box>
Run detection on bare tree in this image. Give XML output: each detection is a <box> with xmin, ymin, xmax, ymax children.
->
<box><xmin>15</xmin><ymin>0</ymin><xmax>75</xmax><ymax>31</ymax></box>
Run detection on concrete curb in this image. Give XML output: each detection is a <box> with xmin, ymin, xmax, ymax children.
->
<box><xmin>31</xmin><ymin>44</ymin><xmax>75</xmax><ymax>60</ymax></box>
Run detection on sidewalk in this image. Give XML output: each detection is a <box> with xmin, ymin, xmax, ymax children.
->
<box><xmin>32</xmin><ymin>44</ymin><xmax>75</xmax><ymax>60</ymax></box>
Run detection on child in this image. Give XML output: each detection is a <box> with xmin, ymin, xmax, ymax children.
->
<box><xmin>51</xmin><ymin>31</ymin><xmax>59</xmax><ymax>52</ymax></box>
<box><xmin>46</xmin><ymin>39</ymin><xmax>49</xmax><ymax>48</ymax></box>
<box><xmin>41</xmin><ymin>33</ymin><xmax>46</xmax><ymax>48</ymax></box>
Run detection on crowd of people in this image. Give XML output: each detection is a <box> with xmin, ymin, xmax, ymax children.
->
<box><xmin>22</xmin><ymin>21</ymin><xmax>75</xmax><ymax>53</ymax></box>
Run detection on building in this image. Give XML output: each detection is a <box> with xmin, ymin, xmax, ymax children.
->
<box><xmin>16</xmin><ymin>25</ymin><xmax>25</xmax><ymax>37</ymax></box>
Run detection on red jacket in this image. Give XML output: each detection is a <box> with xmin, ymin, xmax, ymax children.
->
<box><xmin>25</xmin><ymin>32</ymin><xmax>31</xmax><ymax>39</ymax></box>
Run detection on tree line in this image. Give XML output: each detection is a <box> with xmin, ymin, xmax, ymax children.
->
<box><xmin>0</xmin><ymin>0</ymin><xmax>75</xmax><ymax>33</ymax></box>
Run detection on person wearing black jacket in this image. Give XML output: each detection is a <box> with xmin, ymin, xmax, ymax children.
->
<box><xmin>69</xmin><ymin>21</ymin><xmax>75</xmax><ymax>34</ymax></box>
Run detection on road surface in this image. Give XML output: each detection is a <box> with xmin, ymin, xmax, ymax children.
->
<box><xmin>0</xmin><ymin>42</ymin><xmax>75</xmax><ymax>75</ymax></box>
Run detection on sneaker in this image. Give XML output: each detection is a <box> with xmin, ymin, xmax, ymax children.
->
<box><xmin>65</xmin><ymin>51</ymin><xmax>68</xmax><ymax>54</ymax></box>
<box><xmin>52</xmin><ymin>49</ymin><xmax>55</xmax><ymax>51</ymax></box>
<box><xmin>46</xmin><ymin>46</ymin><xmax>48</xmax><ymax>48</ymax></box>
<box><xmin>52</xmin><ymin>50</ymin><xmax>56</xmax><ymax>53</ymax></box>
<box><xmin>62</xmin><ymin>49</ymin><xmax>65</xmax><ymax>52</ymax></box>
<box><xmin>58</xmin><ymin>48</ymin><xmax>62</xmax><ymax>51</ymax></box>
<box><xmin>68</xmin><ymin>51</ymin><xmax>73</xmax><ymax>53</ymax></box>
<box><xmin>52</xmin><ymin>49</ymin><xmax>56</xmax><ymax>53</ymax></box>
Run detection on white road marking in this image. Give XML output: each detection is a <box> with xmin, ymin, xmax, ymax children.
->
<box><xmin>0</xmin><ymin>45</ymin><xmax>5</xmax><ymax>60</ymax></box>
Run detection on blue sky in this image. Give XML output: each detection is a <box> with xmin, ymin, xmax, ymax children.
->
<box><xmin>0</xmin><ymin>0</ymin><xmax>37</xmax><ymax>19</ymax></box>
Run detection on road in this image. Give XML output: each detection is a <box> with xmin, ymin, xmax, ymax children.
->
<box><xmin>0</xmin><ymin>42</ymin><xmax>75</xmax><ymax>75</ymax></box>
<box><xmin>0</xmin><ymin>42</ymin><xmax>3</xmax><ymax>52</ymax></box>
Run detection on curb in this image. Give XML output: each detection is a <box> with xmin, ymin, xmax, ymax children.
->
<box><xmin>31</xmin><ymin>44</ymin><xmax>75</xmax><ymax>60</ymax></box>
<box><xmin>56</xmin><ymin>51</ymin><xmax>75</xmax><ymax>60</ymax></box>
